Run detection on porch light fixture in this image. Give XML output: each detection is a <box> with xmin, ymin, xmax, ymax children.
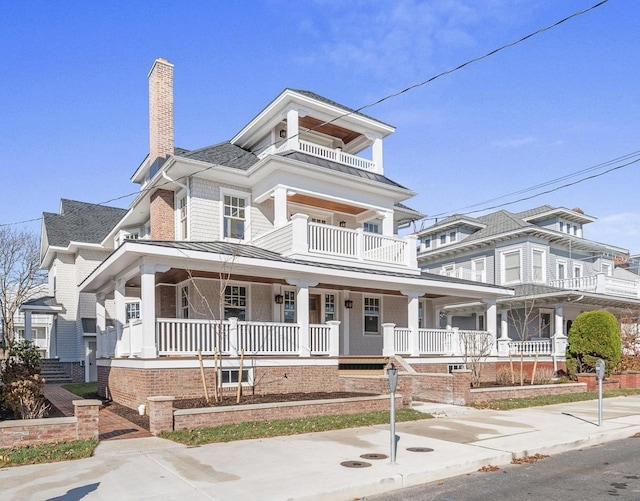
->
<box><xmin>339</xmin><ymin>221</ymin><xmax>346</xmax><ymax>227</ymax></box>
<box><xmin>275</xmin><ymin>294</ymin><xmax>284</xmax><ymax>304</ymax></box>
<box><xmin>344</xmin><ymin>299</ymin><xmax>353</xmax><ymax>309</ymax></box>
<box><xmin>279</xmin><ymin>129</ymin><xmax>287</xmax><ymax>138</ymax></box>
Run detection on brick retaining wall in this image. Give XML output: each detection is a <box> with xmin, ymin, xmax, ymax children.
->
<box><xmin>468</xmin><ymin>383</ymin><xmax>587</xmax><ymax>403</ymax></box>
<box><xmin>147</xmin><ymin>394</ymin><xmax>402</xmax><ymax>434</ymax></box>
<box><xmin>0</xmin><ymin>400</ymin><xmax>101</xmax><ymax>448</ymax></box>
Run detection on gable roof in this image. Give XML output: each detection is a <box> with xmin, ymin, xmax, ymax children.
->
<box><xmin>175</xmin><ymin>142</ymin><xmax>259</xmax><ymax>170</ymax></box>
<box><xmin>43</xmin><ymin>199</ymin><xmax>127</xmax><ymax>248</ymax></box>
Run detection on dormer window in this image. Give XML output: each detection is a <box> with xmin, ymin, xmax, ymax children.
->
<box><xmin>423</xmin><ymin>238</ymin><xmax>431</xmax><ymax>249</ymax></box>
<box><xmin>439</xmin><ymin>234</ymin><xmax>446</xmax><ymax>245</ymax></box>
<box><xmin>449</xmin><ymin>231</ymin><xmax>456</xmax><ymax>243</ymax></box>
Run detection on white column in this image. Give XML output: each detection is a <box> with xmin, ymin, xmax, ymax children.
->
<box><xmin>380</xmin><ymin>210</ymin><xmax>394</xmax><ymax>237</ymax></box>
<box><xmin>96</xmin><ymin>294</ymin><xmax>106</xmax><ymax>358</ymax></box>
<box><xmin>404</xmin><ymin>234</ymin><xmax>418</xmax><ymax>268</ymax></box>
<box><xmin>140</xmin><ymin>264</ymin><xmax>158</xmax><ymax>358</ymax></box>
<box><xmin>497</xmin><ymin>309</ymin><xmax>511</xmax><ymax>357</ymax></box>
<box><xmin>371</xmin><ymin>136</ymin><xmax>383</xmax><ymax>174</ymax></box>
<box><xmin>327</xmin><ymin>320</ymin><xmax>341</xmax><ymax>357</ymax></box>
<box><xmin>483</xmin><ymin>299</ymin><xmax>497</xmax><ymax>356</ymax></box>
<box><xmin>402</xmin><ymin>291</ymin><xmax>421</xmax><ymax>357</ymax></box>
<box><xmin>382</xmin><ymin>323</ymin><xmax>396</xmax><ymax>356</ymax></box>
<box><xmin>552</xmin><ymin>304</ymin><xmax>567</xmax><ymax>373</ymax></box>
<box><xmin>228</xmin><ymin>317</ymin><xmax>239</xmax><ymax>356</ymax></box>
<box><xmin>286</xmin><ymin>108</ymin><xmax>299</xmax><ymax>150</ymax></box>
<box><xmin>446</xmin><ymin>314</ymin><xmax>453</xmax><ymax>330</ymax></box>
<box><xmin>24</xmin><ymin>311</ymin><xmax>32</xmax><ymax>341</ymax></box>
<box><xmin>273</xmin><ymin>186</ymin><xmax>288</xmax><ymax>228</ymax></box>
<box><xmin>342</xmin><ymin>291</ymin><xmax>351</xmax><ymax>355</ymax></box>
<box><xmin>287</xmin><ymin>279</ymin><xmax>318</xmax><ymax>357</ymax></box>
<box><xmin>290</xmin><ymin>213</ymin><xmax>309</xmax><ymax>254</ymax></box>
<box><xmin>115</xmin><ymin>279</ymin><xmax>126</xmax><ymax>357</ymax></box>
<box><xmin>554</xmin><ymin>305</ymin><xmax>564</xmax><ymax>338</ymax></box>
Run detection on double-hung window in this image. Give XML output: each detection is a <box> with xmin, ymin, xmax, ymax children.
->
<box><xmin>324</xmin><ymin>294</ymin><xmax>336</xmax><ymax>322</ymax></box>
<box><xmin>178</xmin><ymin>195</ymin><xmax>188</xmax><ymax>240</ymax></box>
<box><xmin>557</xmin><ymin>261</ymin><xmax>566</xmax><ymax>280</ymax></box>
<box><xmin>532</xmin><ymin>249</ymin><xmax>545</xmax><ymax>283</ymax></box>
<box><xmin>126</xmin><ymin>302</ymin><xmax>140</xmax><ymax>323</ymax></box>
<box><xmin>224</xmin><ymin>285</ymin><xmax>247</xmax><ymax>320</ymax></box>
<box><xmin>363</xmin><ymin>220</ymin><xmax>381</xmax><ymax>234</ymax></box>
<box><xmin>283</xmin><ymin>290</ymin><xmax>295</xmax><ymax>323</ymax></box>
<box><xmin>180</xmin><ymin>286</ymin><xmax>189</xmax><ymax>319</ymax></box>
<box><xmin>502</xmin><ymin>250</ymin><xmax>521</xmax><ymax>284</ymax></box>
<box><xmin>223</xmin><ymin>194</ymin><xmax>247</xmax><ymax>240</ymax></box>
<box><xmin>364</xmin><ymin>297</ymin><xmax>381</xmax><ymax>334</ymax></box>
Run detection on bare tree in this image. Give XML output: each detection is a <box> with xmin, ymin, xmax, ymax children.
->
<box><xmin>459</xmin><ymin>330</ymin><xmax>493</xmax><ymax>388</ymax></box>
<box><xmin>0</xmin><ymin>227</ymin><xmax>46</xmax><ymax>354</ymax></box>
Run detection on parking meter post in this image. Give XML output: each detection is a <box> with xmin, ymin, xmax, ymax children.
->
<box><xmin>387</xmin><ymin>363</ymin><xmax>398</xmax><ymax>464</ymax></box>
<box><xmin>596</xmin><ymin>359</ymin><xmax>605</xmax><ymax>427</ymax></box>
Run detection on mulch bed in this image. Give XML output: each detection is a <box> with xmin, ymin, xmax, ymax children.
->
<box><xmin>105</xmin><ymin>392</ymin><xmax>378</xmax><ymax>431</ymax></box>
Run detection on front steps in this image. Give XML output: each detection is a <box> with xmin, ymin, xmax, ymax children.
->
<box><xmin>338</xmin><ymin>356</ymin><xmax>389</xmax><ymax>375</ymax></box>
<box><xmin>41</xmin><ymin>359</ymin><xmax>72</xmax><ymax>383</ymax></box>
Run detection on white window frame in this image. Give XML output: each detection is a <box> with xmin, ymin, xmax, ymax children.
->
<box><xmin>288</xmin><ymin>203</ymin><xmax>333</xmax><ymax>226</ymax></box>
<box><xmin>363</xmin><ymin>219</ymin><xmax>382</xmax><ymax>234</ymax></box>
<box><xmin>500</xmin><ymin>249</ymin><xmax>522</xmax><ymax>285</ymax></box>
<box><xmin>439</xmin><ymin>234</ymin><xmax>446</xmax><ymax>245</ymax></box>
<box><xmin>125</xmin><ymin>300</ymin><xmax>141</xmax><ymax>323</ymax></box>
<box><xmin>220</xmin><ymin>188</ymin><xmax>250</xmax><ymax>241</ymax></box>
<box><xmin>538</xmin><ymin>308</ymin><xmax>554</xmax><ymax>338</ymax></box>
<box><xmin>557</xmin><ymin>260</ymin><xmax>567</xmax><ymax>281</ymax></box>
<box><xmin>324</xmin><ymin>293</ymin><xmax>336</xmax><ymax>322</ymax></box>
<box><xmin>601</xmin><ymin>263</ymin><xmax>612</xmax><ymax>276</ymax></box>
<box><xmin>573</xmin><ymin>263</ymin><xmax>583</xmax><ymax>278</ymax></box>
<box><xmin>423</xmin><ymin>238</ymin><xmax>431</xmax><ymax>249</ymax></box>
<box><xmin>179</xmin><ymin>285</ymin><xmax>189</xmax><ymax>319</ymax></box>
<box><xmin>441</xmin><ymin>264</ymin><xmax>455</xmax><ymax>277</ymax></box>
<box><xmin>283</xmin><ymin>289</ymin><xmax>296</xmax><ymax>324</ymax></box>
<box><xmin>219</xmin><ymin>367</ymin><xmax>254</xmax><ymax>388</ymax></box>
<box><xmin>224</xmin><ymin>283</ymin><xmax>248</xmax><ymax>321</ymax></box>
<box><xmin>471</xmin><ymin>257</ymin><xmax>486</xmax><ymax>282</ymax></box>
<box><xmin>449</xmin><ymin>231</ymin><xmax>456</xmax><ymax>243</ymax></box>
<box><xmin>363</xmin><ymin>296</ymin><xmax>381</xmax><ymax>335</ymax></box>
<box><xmin>531</xmin><ymin>248</ymin><xmax>546</xmax><ymax>283</ymax></box>
<box><xmin>176</xmin><ymin>191</ymin><xmax>188</xmax><ymax>240</ymax></box>
<box><xmin>476</xmin><ymin>313</ymin><xmax>486</xmax><ymax>331</ymax></box>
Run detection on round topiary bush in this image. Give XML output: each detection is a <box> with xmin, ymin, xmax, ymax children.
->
<box><xmin>566</xmin><ymin>310</ymin><xmax>621</xmax><ymax>378</ymax></box>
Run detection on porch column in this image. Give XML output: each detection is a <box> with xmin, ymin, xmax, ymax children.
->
<box><xmin>446</xmin><ymin>314</ymin><xmax>453</xmax><ymax>330</ymax></box>
<box><xmin>483</xmin><ymin>299</ymin><xmax>497</xmax><ymax>356</ymax></box>
<box><xmin>402</xmin><ymin>290</ymin><xmax>421</xmax><ymax>357</ymax></box>
<box><xmin>287</xmin><ymin>278</ymin><xmax>318</xmax><ymax>357</ymax></box>
<box><xmin>382</xmin><ymin>323</ymin><xmax>396</xmax><ymax>356</ymax></box>
<box><xmin>381</xmin><ymin>210</ymin><xmax>394</xmax><ymax>237</ymax></box>
<box><xmin>96</xmin><ymin>294</ymin><xmax>106</xmax><ymax>358</ymax></box>
<box><xmin>367</xmin><ymin>134</ymin><xmax>384</xmax><ymax>174</ymax></box>
<box><xmin>435</xmin><ymin>307</ymin><xmax>442</xmax><ymax>329</ymax></box>
<box><xmin>553</xmin><ymin>304</ymin><xmax>567</xmax><ymax>374</ymax></box>
<box><xmin>290</xmin><ymin>214</ymin><xmax>309</xmax><ymax>254</ymax></box>
<box><xmin>114</xmin><ymin>279</ymin><xmax>126</xmax><ymax>357</ymax></box>
<box><xmin>140</xmin><ymin>264</ymin><xmax>158</xmax><ymax>358</ymax></box>
<box><xmin>286</xmin><ymin>107</ymin><xmax>300</xmax><ymax>150</ymax></box>
<box><xmin>24</xmin><ymin>310</ymin><xmax>32</xmax><ymax>341</ymax></box>
<box><xmin>273</xmin><ymin>186</ymin><xmax>288</xmax><ymax>228</ymax></box>
<box><xmin>554</xmin><ymin>305</ymin><xmax>564</xmax><ymax>337</ymax></box>
<box><xmin>497</xmin><ymin>309</ymin><xmax>511</xmax><ymax>357</ymax></box>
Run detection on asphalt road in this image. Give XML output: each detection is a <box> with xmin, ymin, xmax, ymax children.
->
<box><xmin>364</xmin><ymin>437</ymin><xmax>640</xmax><ymax>501</ymax></box>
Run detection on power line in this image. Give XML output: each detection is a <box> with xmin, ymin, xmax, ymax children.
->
<box><xmin>0</xmin><ymin>0</ymin><xmax>611</xmax><ymax>228</ymax></box>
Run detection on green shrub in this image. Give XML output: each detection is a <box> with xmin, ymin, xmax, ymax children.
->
<box><xmin>1</xmin><ymin>340</ymin><xmax>47</xmax><ymax>419</ymax></box>
<box><xmin>566</xmin><ymin>310</ymin><xmax>621</xmax><ymax>378</ymax></box>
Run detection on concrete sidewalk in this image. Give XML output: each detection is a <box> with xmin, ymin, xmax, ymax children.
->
<box><xmin>1</xmin><ymin>396</ymin><xmax>640</xmax><ymax>501</ymax></box>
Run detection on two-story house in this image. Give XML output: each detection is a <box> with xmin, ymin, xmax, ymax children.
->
<box><xmin>38</xmin><ymin>59</ymin><xmax>512</xmax><ymax>408</ymax></box>
<box><xmin>416</xmin><ymin>205</ymin><xmax>640</xmax><ymax>369</ymax></box>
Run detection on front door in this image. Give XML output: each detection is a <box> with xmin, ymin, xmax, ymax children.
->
<box><xmin>309</xmin><ymin>295</ymin><xmax>320</xmax><ymax>324</ymax></box>
<box><xmin>86</xmin><ymin>340</ymin><xmax>97</xmax><ymax>382</ymax></box>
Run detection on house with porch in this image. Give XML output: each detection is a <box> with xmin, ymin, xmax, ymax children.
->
<box><xmin>415</xmin><ymin>205</ymin><xmax>640</xmax><ymax>372</ymax></box>
<box><xmin>37</xmin><ymin>58</ymin><xmax>514</xmax><ymax>408</ymax></box>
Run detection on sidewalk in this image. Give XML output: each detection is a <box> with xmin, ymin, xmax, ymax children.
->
<box><xmin>2</xmin><ymin>395</ymin><xmax>640</xmax><ymax>500</ymax></box>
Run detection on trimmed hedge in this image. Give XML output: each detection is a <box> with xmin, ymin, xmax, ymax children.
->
<box><xmin>566</xmin><ymin>310</ymin><xmax>621</xmax><ymax>378</ymax></box>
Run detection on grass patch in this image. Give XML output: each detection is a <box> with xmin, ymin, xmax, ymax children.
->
<box><xmin>161</xmin><ymin>408</ymin><xmax>429</xmax><ymax>446</ymax></box>
<box><xmin>470</xmin><ymin>388</ymin><xmax>640</xmax><ymax>410</ymax></box>
<box><xmin>62</xmin><ymin>382</ymin><xmax>99</xmax><ymax>399</ymax></box>
<box><xmin>0</xmin><ymin>439</ymin><xmax>98</xmax><ymax>468</ymax></box>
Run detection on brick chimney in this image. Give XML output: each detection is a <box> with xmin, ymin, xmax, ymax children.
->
<box><xmin>148</xmin><ymin>58</ymin><xmax>174</xmax><ymax>165</ymax></box>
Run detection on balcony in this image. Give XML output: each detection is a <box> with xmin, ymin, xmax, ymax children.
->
<box><xmin>548</xmin><ymin>273</ymin><xmax>640</xmax><ymax>299</ymax></box>
<box><xmin>261</xmin><ymin>138</ymin><xmax>378</xmax><ymax>173</ymax></box>
<box><xmin>253</xmin><ymin>215</ymin><xmax>418</xmax><ymax>271</ymax></box>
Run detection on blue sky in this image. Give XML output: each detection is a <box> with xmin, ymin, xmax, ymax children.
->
<box><xmin>2</xmin><ymin>0</ymin><xmax>639</xmax><ymax>251</ymax></box>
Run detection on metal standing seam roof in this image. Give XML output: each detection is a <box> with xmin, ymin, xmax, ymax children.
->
<box><xmin>128</xmin><ymin>239</ymin><xmax>510</xmax><ymax>290</ymax></box>
<box><xmin>43</xmin><ymin>199</ymin><xmax>128</xmax><ymax>248</ymax></box>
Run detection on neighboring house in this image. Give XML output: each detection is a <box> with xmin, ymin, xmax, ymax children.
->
<box><xmin>36</xmin><ymin>58</ymin><xmax>512</xmax><ymax>406</ymax></box>
<box><xmin>416</xmin><ymin>205</ymin><xmax>640</xmax><ymax>367</ymax></box>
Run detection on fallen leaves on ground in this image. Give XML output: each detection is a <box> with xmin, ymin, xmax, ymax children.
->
<box><xmin>478</xmin><ymin>465</ymin><xmax>500</xmax><ymax>472</ymax></box>
<box><xmin>512</xmin><ymin>453</ymin><xmax>549</xmax><ymax>464</ymax></box>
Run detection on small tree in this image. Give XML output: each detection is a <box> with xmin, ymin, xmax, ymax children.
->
<box><xmin>459</xmin><ymin>331</ymin><xmax>493</xmax><ymax>387</ymax></box>
<box><xmin>566</xmin><ymin>310</ymin><xmax>621</xmax><ymax>378</ymax></box>
<box><xmin>615</xmin><ymin>310</ymin><xmax>640</xmax><ymax>372</ymax></box>
<box><xmin>0</xmin><ymin>227</ymin><xmax>46</xmax><ymax>354</ymax></box>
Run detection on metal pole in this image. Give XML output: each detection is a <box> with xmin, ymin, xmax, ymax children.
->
<box><xmin>390</xmin><ymin>390</ymin><xmax>396</xmax><ymax>463</ymax></box>
<box><xmin>598</xmin><ymin>375</ymin><xmax>603</xmax><ymax>427</ymax></box>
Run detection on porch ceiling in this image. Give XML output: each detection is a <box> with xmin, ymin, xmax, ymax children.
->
<box><xmin>287</xmin><ymin>193</ymin><xmax>368</xmax><ymax>215</ymax></box>
<box><xmin>298</xmin><ymin>116</ymin><xmax>361</xmax><ymax>145</ymax></box>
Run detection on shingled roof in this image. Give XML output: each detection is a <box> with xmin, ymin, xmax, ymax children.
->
<box><xmin>43</xmin><ymin>199</ymin><xmax>127</xmax><ymax>247</ymax></box>
<box><xmin>174</xmin><ymin>142</ymin><xmax>259</xmax><ymax>170</ymax></box>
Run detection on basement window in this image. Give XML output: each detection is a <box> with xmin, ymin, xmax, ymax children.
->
<box><xmin>448</xmin><ymin>363</ymin><xmax>467</xmax><ymax>373</ymax></box>
<box><xmin>220</xmin><ymin>368</ymin><xmax>253</xmax><ymax>387</ymax></box>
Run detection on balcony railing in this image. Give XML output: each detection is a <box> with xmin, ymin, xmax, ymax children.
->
<box><xmin>548</xmin><ymin>273</ymin><xmax>640</xmax><ymax>299</ymax></box>
<box><xmin>253</xmin><ymin>216</ymin><xmax>417</xmax><ymax>270</ymax></box>
<box><xmin>263</xmin><ymin>138</ymin><xmax>377</xmax><ymax>172</ymax></box>
<box><xmin>385</xmin><ymin>325</ymin><xmax>492</xmax><ymax>357</ymax></box>
<box><xmin>440</xmin><ymin>268</ymin><xmax>486</xmax><ymax>283</ymax></box>
<box><xmin>99</xmin><ymin>318</ymin><xmax>339</xmax><ymax>358</ymax></box>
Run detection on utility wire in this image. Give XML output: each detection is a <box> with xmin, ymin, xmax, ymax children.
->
<box><xmin>0</xmin><ymin>0</ymin><xmax>611</xmax><ymax>228</ymax></box>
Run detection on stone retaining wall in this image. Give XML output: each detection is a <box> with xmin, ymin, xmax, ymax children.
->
<box><xmin>0</xmin><ymin>400</ymin><xmax>101</xmax><ymax>448</ymax></box>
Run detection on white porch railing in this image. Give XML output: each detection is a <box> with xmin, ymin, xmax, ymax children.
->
<box><xmin>440</xmin><ymin>268</ymin><xmax>486</xmax><ymax>283</ymax></box>
<box><xmin>263</xmin><ymin>138</ymin><xmax>376</xmax><ymax>172</ymax></box>
<box><xmin>385</xmin><ymin>325</ymin><xmax>492</xmax><ymax>357</ymax></box>
<box><xmin>508</xmin><ymin>339</ymin><xmax>553</xmax><ymax>356</ymax></box>
<box><xmin>548</xmin><ymin>273</ymin><xmax>640</xmax><ymax>299</ymax></box>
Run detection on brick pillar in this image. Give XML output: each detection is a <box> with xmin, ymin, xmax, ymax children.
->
<box><xmin>149</xmin><ymin>58</ymin><xmax>174</xmax><ymax>164</ymax></box>
<box><xmin>148</xmin><ymin>396</ymin><xmax>175</xmax><ymax>435</ymax></box>
<box><xmin>150</xmin><ymin>189</ymin><xmax>175</xmax><ymax>240</ymax></box>
<box><xmin>74</xmin><ymin>399</ymin><xmax>101</xmax><ymax>440</ymax></box>
<box><xmin>452</xmin><ymin>369</ymin><xmax>471</xmax><ymax>405</ymax></box>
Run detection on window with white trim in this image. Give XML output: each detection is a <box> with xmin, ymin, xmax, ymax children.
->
<box><xmin>225</xmin><ymin>285</ymin><xmax>247</xmax><ymax>320</ymax></box>
<box><xmin>501</xmin><ymin>250</ymin><xmax>521</xmax><ymax>284</ymax></box>
<box><xmin>602</xmin><ymin>263</ymin><xmax>611</xmax><ymax>276</ymax></box>
<box><xmin>177</xmin><ymin>195</ymin><xmax>188</xmax><ymax>240</ymax></box>
<box><xmin>223</xmin><ymin>194</ymin><xmax>247</xmax><ymax>240</ymax></box>
<box><xmin>324</xmin><ymin>294</ymin><xmax>336</xmax><ymax>322</ymax></box>
<box><xmin>532</xmin><ymin>249</ymin><xmax>545</xmax><ymax>283</ymax></box>
<box><xmin>439</xmin><ymin>234</ymin><xmax>446</xmax><ymax>245</ymax></box>
<box><xmin>423</xmin><ymin>238</ymin><xmax>431</xmax><ymax>249</ymax></box>
<box><xmin>284</xmin><ymin>290</ymin><xmax>295</xmax><ymax>323</ymax></box>
<box><xmin>418</xmin><ymin>300</ymin><xmax>425</xmax><ymax>329</ymax></box>
<box><xmin>539</xmin><ymin>309</ymin><xmax>553</xmax><ymax>338</ymax></box>
<box><xmin>220</xmin><ymin>368</ymin><xmax>253</xmax><ymax>387</ymax></box>
<box><xmin>471</xmin><ymin>258</ymin><xmax>486</xmax><ymax>282</ymax></box>
<box><xmin>449</xmin><ymin>231</ymin><xmax>456</xmax><ymax>242</ymax></box>
<box><xmin>126</xmin><ymin>301</ymin><xmax>140</xmax><ymax>323</ymax></box>
<box><xmin>557</xmin><ymin>260</ymin><xmax>566</xmax><ymax>280</ymax></box>
<box><xmin>364</xmin><ymin>297</ymin><xmax>381</xmax><ymax>334</ymax></box>
<box><xmin>363</xmin><ymin>220</ymin><xmax>381</xmax><ymax>234</ymax></box>
<box><xmin>573</xmin><ymin>263</ymin><xmax>582</xmax><ymax>278</ymax></box>
<box><xmin>180</xmin><ymin>286</ymin><xmax>189</xmax><ymax>319</ymax></box>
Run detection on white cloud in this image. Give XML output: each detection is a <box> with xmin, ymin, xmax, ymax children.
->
<box><xmin>493</xmin><ymin>136</ymin><xmax>537</xmax><ymax>148</ymax></box>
